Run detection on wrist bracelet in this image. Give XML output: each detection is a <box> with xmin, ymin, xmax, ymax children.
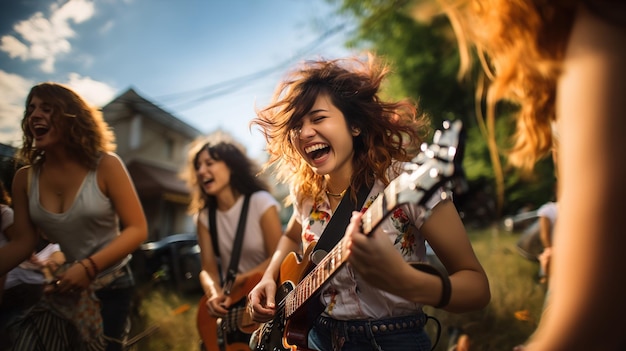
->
<box><xmin>411</xmin><ymin>262</ymin><xmax>452</xmax><ymax>309</ymax></box>
<box><xmin>77</xmin><ymin>260</ymin><xmax>95</xmax><ymax>280</ymax></box>
<box><xmin>86</xmin><ymin>256</ymin><xmax>100</xmax><ymax>276</ymax></box>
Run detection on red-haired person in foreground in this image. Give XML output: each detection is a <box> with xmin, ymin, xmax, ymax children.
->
<box><xmin>439</xmin><ymin>1</ymin><xmax>626</xmax><ymax>349</ymax></box>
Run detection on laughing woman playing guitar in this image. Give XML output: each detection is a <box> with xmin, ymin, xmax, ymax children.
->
<box><xmin>247</xmin><ymin>54</ymin><xmax>490</xmax><ymax>351</ymax></box>
<box><xmin>182</xmin><ymin>132</ymin><xmax>282</xmax><ymax>350</ymax></box>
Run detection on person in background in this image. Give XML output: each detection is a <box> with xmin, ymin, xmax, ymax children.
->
<box><xmin>0</xmin><ymin>180</ymin><xmax>15</xmax><ymax>297</ymax></box>
<box><xmin>536</xmin><ymin>199</ymin><xmax>557</xmax><ymax>284</ymax></box>
<box><xmin>181</xmin><ymin>132</ymin><xmax>282</xmax><ymax>350</ymax></box>
<box><xmin>438</xmin><ymin>0</ymin><xmax>626</xmax><ymax>349</ymax></box>
<box><xmin>248</xmin><ymin>54</ymin><xmax>490</xmax><ymax>351</ymax></box>
<box><xmin>0</xmin><ymin>82</ymin><xmax>147</xmax><ymax>350</ymax></box>
<box><xmin>0</xmin><ymin>238</ymin><xmax>65</xmax><ymax>350</ymax></box>
<box><xmin>0</xmin><ymin>179</ymin><xmax>17</xmax><ymax>349</ymax></box>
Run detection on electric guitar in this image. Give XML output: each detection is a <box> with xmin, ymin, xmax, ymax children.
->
<box><xmin>197</xmin><ymin>272</ymin><xmax>263</xmax><ymax>351</ymax></box>
<box><xmin>249</xmin><ymin>120</ymin><xmax>464</xmax><ymax>351</ymax></box>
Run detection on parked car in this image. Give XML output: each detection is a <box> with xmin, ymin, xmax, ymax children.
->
<box><xmin>132</xmin><ymin>233</ymin><xmax>202</xmax><ymax>294</ymax></box>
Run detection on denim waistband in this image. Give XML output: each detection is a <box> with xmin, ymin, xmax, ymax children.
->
<box><xmin>314</xmin><ymin>313</ymin><xmax>427</xmax><ymax>336</ymax></box>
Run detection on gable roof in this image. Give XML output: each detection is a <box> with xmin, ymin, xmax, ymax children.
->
<box><xmin>102</xmin><ymin>87</ymin><xmax>203</xmax><ymax>139</ymax></box>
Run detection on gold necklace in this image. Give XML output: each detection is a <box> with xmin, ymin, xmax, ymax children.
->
<box><xmin>325</xmin><ymin>188</ymin><xmax>347</xmax><ymax>198</ymax></box>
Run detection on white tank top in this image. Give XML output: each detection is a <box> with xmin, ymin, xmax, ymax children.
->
<box><xmin>29</xmin><ymin>165</ymin><xmax>120</xmax><ymax>263</ymax></box>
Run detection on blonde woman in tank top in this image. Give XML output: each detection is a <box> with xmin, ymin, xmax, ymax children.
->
<box><xmin>0</xmin><ymin>82</ymin><xmax>147</xmax><ymax>351</ymax></box>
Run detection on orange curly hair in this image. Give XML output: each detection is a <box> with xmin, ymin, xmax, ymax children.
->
<box><xmin>440</xmin><ymin>0</ymin><xmax>577</xmax><ymax>172</ymax></box>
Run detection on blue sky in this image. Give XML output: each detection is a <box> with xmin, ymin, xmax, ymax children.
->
<box><xmin>0</xmin><ymin>0</ymin><xmax>357</xmax><ymax>159</ymax></box>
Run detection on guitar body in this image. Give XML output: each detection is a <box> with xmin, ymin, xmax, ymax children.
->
<box><xmin>197</xmin><ymin>272</ymin><xmax>263</xmax><ymax>351</ymax></box>
<box><xmin>250</xmin><ymin>244</ymin><xmax>324</xmax><ymax>351</ymax></box>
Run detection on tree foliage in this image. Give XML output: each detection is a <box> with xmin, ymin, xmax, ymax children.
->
<box><xmin>326</xmin><ymin>0</ymin><xmax>556</xmax><ymax>222</ymax></box>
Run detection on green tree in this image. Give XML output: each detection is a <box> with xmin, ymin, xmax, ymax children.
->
<box><xmin>326</xmin><ymin>0</ymin><xmax>556</xmax><ymax>221</ymax></box>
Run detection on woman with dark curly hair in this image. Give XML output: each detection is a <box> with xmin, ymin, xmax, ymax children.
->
<box><xmin>180</xmin><ymin>132</ymin><xmax>282</xmax><ymax>350</ymax></box>
<box><xmin>247</xmin><ymin>54</ymin><xmax>490</xmax><ymax>351</ymax></box>
<box><xmin>0</xmin><ymin>82</ymin><xmax>147</xmax><ymax>350</ymax></box>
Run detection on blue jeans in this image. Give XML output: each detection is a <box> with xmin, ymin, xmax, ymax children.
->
<box><xmin>308</xmin><ymin>314</ymin><xmax>433</xmax><ymax>351</ymax></box>
<box><xmin>95</xmin><ymin>265</ymin><xmax>135</xmax><ymax>351</ymax></box>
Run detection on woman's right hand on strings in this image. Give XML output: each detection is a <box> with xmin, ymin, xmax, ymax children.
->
<box><xmin>206</xmin><ymin>293</ymin><xmax>231</xmax><ymax>318</ymax></box>
<box><xmin>248</xmin><ymin>277</ymin><xmax>277</xmax><ymax>323</ymax></box>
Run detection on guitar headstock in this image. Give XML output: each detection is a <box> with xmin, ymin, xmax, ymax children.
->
<box><xmin>393</xmin><ymin>120</ymin><xmax>464</xmax><ymax>213</ymax></box>
<box><xmin>363</xmin><ymin>120</ymin><xmax>464</xmax><ymax>234</ymax></box>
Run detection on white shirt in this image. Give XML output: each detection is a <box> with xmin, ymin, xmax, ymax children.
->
<box><xmin>197</xmin><ymin>191</ymin><xmax>280</xmax><ymax>277</ymax></box>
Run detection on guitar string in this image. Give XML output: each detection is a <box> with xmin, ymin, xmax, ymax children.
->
<box><xmin>287</xmin><ymin>192</ymin><xmax>393</xmax><ymax>317</ymax></box>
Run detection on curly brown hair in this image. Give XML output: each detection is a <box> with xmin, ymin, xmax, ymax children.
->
<box><xmin>439</xmin><ymin>0</ymin><xmax>577</xmax><ymax>172</ymax></box>
<box><xmin>18</xmin><ymin>82</ymin><xmax>116</xmax><ymax>169</ymax></box>
<box><xmin>250</xmin><ymin>53</ymin><xmax>430</xmax><ymax>204</ymax></box>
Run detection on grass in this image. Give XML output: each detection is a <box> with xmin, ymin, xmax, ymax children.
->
<box><xmin>127</xmin><ymin>227</ymin><xmax>547</xmax><ymax>351</ymax></box>
<box><xmin>424</xmin><ymin>227</ymin><xmax>547</xmax><ymax>351</ymax></box>
<box><xmin>125</xmin><ymin>286</ymin><xmax>202</xmax><ymax>351</ymax></box>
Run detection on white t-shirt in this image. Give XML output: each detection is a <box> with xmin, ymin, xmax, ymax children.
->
<box><xmin>197</xmin><ymin>191</ymin><xmax>280</xmax><ymax>277</ymax></box>
<box><xmin>538</xmin><ymin>202</ymin><xmax>558</xmax><ymax>226</ymax></box>
<box><xmin>4</xmin><ymin>243</ymin><xmax>61</xmax><ymax>289</ymax></box>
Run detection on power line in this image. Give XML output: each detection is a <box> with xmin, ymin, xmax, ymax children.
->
<box><xmin>154</xmin><ymin>23</ymin><xmax>350</xmax><ymax>112</ymax></box>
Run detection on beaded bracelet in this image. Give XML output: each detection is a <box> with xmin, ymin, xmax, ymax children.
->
<box><xmin>86</xmin><ymin>256</ymin><xmax>100</xmax><ymax>276</ymax></box>
<box><xmin>411</xmin><ymin>262</ymin><xmax>452</xmax><ymax>309</ymax></box>
<box><xmin>77</xmin><ymin>260</ymin><xmax>95</xmax><ymax>280</ymax></box>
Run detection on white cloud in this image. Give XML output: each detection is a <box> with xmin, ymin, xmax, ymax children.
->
<box><xmin>0</xmin><ymin>71</ymin><xmax>33</xmax><ymax>146</ymax></box>
<box><xmin>0</xmin><ymin>0</ymin><xmax>96</xmax><ymax>73</ymax></box>
<box><xmin>0</xmin><ymin>35</ymin><xmax>29</xmax><ymax>60</ymax></box>
<box><xmin>51</xmin><ymin>0</ymin><xmax>95</xmax><ymax>25</ymax></box>
<box><xmin>0</xmin><ymin>71</ymin><xmax>117</xmax><ymax>146</ymax></box>
<box><xmin>65</xmin><ymin>73</ymin><xmax>117</xmax><ymax>107</ymax></box>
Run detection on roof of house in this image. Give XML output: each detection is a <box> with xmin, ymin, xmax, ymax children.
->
<box><xmin>102</xmin><ymin>87</ymin><xmax>203</xmax><ymax>139</ymax></box>
<box><xmin>126</xmin><ymin>159</ymin><xmax>189</xmax><ymax>197</ymax></box>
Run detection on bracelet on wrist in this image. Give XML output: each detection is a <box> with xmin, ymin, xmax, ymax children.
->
<box><xmin>77</xmin><ymin>260</ymin><xmax>95</xmax><ymax>280</ymax></box>
<box><xmin>86</xmin><ymin>256</ymin><xmax>100</xmax><ymax>276</ymax></box>
<box><xmin>411</xmin><ymin>262</ymin><xmax>452</xmax><ymax>309</ymax></box>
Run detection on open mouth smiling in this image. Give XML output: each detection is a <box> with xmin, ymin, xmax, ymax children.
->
<box><xmin>304</xmin><ymin>143</ymin><xmax>330</xmax><ymax>161</ymax></box>
<box><xmin>31</xmin><ymin>122</ymin><xmax>50</xmax><ymax>137</ymax></box>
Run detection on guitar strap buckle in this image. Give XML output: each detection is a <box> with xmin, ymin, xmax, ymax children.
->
<box><xmin>223</xmin><ymin>269</ymin><xmax>236</xmax><ymax>295</ymax></box>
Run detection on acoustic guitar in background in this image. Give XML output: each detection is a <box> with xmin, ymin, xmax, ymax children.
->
<box><xmin>197</xmin><ymin>272</ymin><xmax>263</xmax><ymax>351</ymax></box>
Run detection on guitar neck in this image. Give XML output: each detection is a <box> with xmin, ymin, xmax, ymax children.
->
<box><xmin>283</xmin><ymin>158</ymin><xmax>449</xmax><ymax>318</ymax></box>
<box><xmin>284</xmin><ymin>187</ymin><xmax>398</xmax><ymax>318</ymax></box>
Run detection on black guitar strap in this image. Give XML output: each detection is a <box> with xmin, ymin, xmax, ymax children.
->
<box><xmin>208</xmin><ymin>194</ymin><xmax>251</xmax><ymax>295</ymax></box>
<box><xmin>314</xmin><ymin>185</ymin><xmax>371</xmax><ymax>254</ymax></box>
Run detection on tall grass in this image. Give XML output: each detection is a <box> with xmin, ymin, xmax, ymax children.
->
<box><xmin>128</xmin><ymin>227</ymin><xmax>546</xmax><ymax>351</ymax></box>
<box><xmin>125</xmin><ymin>285</ymin><xmax>202</xmax><ymax>351</ymax></box>
<box><xmin>424</xmin><ymin>227</ymin><xmax>547</xmax><ymax>350</ymax></box>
